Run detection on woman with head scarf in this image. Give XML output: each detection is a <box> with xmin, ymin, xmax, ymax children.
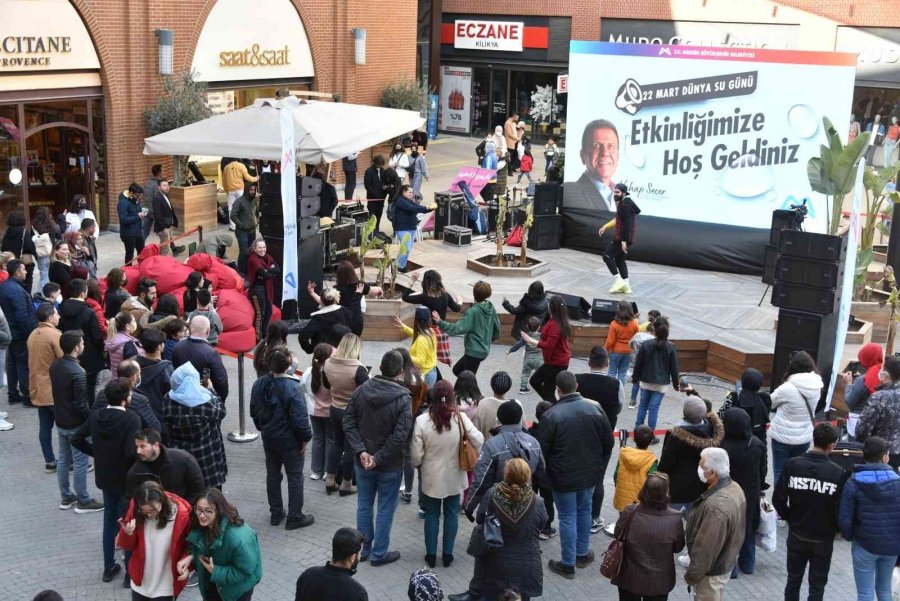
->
<box><xmin>470</xmin><ymin>458</ymin><xmax>546</xmax><ymax>601</ymax></box>
<box><xmin>842</xmin><ymin>342</ymin><xmax>884</xmax><ymax>438</ymax></box>
<box><xmin>720</xmin><ymin>408</ymin><xmax>767</xmax><ymax>578</ymax></box>
<box><xmin>717</xmin><ymin>368</ymin><xmax>772</xmax><ymax>444</ymax></box>
<box><xmin>162</xmin><ymin>362</ymin><xmax>228</xmax><ymax>490</ymax></box>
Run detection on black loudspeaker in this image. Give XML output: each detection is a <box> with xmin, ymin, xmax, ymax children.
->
<box><xmin>591</xmin><ymin>299</ymin><xmax>639</xmax><ymax>324</ymax></box>
<box><xmin>770</xmin><ymin>209</ymin><xmax>801</xmax><ymax>246</ymax></box>
<box><xmin>434</xmin><ymin>191</ymin><xmax>464</xmax><ymax>239</ymax></box>
<box><xmin>259</xmin><ymin>193</ymin><xmax>283</xmax><ymax>217</ymax></box>
<box><xmin>259</xmin><ymin>214</ymin><xmax>284</xmax><ymax>238</ymax></box>
<box><xmin>260</xmin><ymin>172</ymin><xmax>281</xmax><ymax>196</ymax></box>
<box><xmin>528</xmin><ymin>214</ymin><xmax>562</xmax><ymax>250</ymax></box>
<box><xmin>771</xmin><ymin>308</ymin><xmax>839</xmax><ymax>389</ymax></box>
<box><xmin>534</xmin><ymin>182</ymin><xmax>562</xmax><ymax>215</ymax></box>
<box><xmin>762</xmin><ymin>244</ymin><xmax>778</xmax><ymax>286</ymax></box>
<box><xmin>779</xmin><ymin>229</ymin><xmax>846</xmax><ymax>262</ymax></box>
<box><xmin>264</xmin><ymin>233</ymin><xmax>325</xmax><ymax>320</ymax></box>
<box><xmin>547</xmin><ymin>290</ymin><xmax>590</xmax><ymax>321</ymax></box>
<box><xmin>300</xmin><ymin>176</ymin><xmax>322</xmax><ymax>197</ymax></box>
<box><xmin>771</xmin><ymin>281</ymin><xmax>837</xmax><ymax>315</ymax></box>
<box><xmin>299</xmin><ymin>196</ymin><xmax>321</xmax><ymax>218</ymax></box>
<box><xmin>774</xmin><ymin>255</ymin><xmax>842</xmax><ymax>289</ymax></box>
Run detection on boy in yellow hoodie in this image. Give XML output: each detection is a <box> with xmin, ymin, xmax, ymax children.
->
<box><xmin>604</xmin><ymin>425</ymin><xmax>658</xmax><ymax>535</ymax></box>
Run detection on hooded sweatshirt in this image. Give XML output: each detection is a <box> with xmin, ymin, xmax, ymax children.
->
<box><xmin>720</xmin><ymin>408</ymin><xmax>768</xmax><ymax>529</ymax></box>
<box><xmin>770</xmin><ymin>371</ymin><xmax>823</xmax><ymax>445</ymax></box>
<box><xmin>136</xmin><ymin>356</ymin><xmax>174</xmax><ymax>433</ymax></box>
<box><xmin>71</xmin><ymin>406</ymin><xmax>141</xmax><ymax>493</ymax></box>
<box><xmin>717</xmin><ymin>368</ymin><xmax>772</xmax><ymax>443</ymax></box>
<box><xmin>438</xmin><ymin>301</ymin><xmax>501</xmax><ymax>360</ymax></box>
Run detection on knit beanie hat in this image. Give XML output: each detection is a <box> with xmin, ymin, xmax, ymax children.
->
<box><xmin>415</xmin><ymin>306</ymin><xmax>431</xmax><ymax>324</ymax></box>
<box><xmin>614</xmin><ymin>183</ymin><xmax>628</xmax><ymax>194</ymax></box>
<box><xmin>490</xmin><ymin>371</ymin><xmax>512</xmax><ymax>395</ymax></box>
<box><xmin>408</xmin><ymin>568</ymin><xmax>443</xmax><ymax>601</ymax></box>
<box><xmin>497</xmin><ymin>400</ymin><xmax>523</xmax><ymax>425</ymax></box>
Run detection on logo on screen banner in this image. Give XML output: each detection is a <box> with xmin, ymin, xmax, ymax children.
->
<box><xmin>658</xmin><ymin>47</ymin><xmax>671</xmax><ymax>56</ymax></box>
<box><xmin>454</xmin><ymin>20</ymin><xmax>524</xmax><ymax>52</ymax></box>
<box><xmin>285</xmin><ymin>273</ymin><xmax>297</xmax><ymax>289</ymax></box>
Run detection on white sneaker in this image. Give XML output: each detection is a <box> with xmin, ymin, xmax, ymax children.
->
<box><xmin>309</xmin><ymin>473</ymin><xmax>323</xmax><ymax>481</ymax></box>
<box><xmin>677</xmin><ymin>554</ymin><xmax>691</xmax><ymax>568</ymax></box>
<box><xmin>602</xmin><ymin>523</ymin><xmax>616</xmax><ymax>537</ymax></box>
<box><xmin>0</xmin><ymin>418</ymin><xmax>13</xmax><ymax>431</ymax></box>
<box><xmin>0</xmin><ymin>410</ymin><xmax>8</xmax><ymax>419</ymax></box>
<box><xmin>590</xmin><ymin>517</ymin><xmax>606</xmax><ymax>534</ymax></box>
<box><xmin>777</xmin><ymin>519</ymin><xmax>787</xmax><ymax>528</ymax></box>
<box><xmin>609</xmin><ymin>277</ymin><xmax>625</xmax><ymax>293</ymax></box>
<box><xmin>619</xmin><ymin>281</ymin><xmax>633</xmax><ymax>294</ymax></box>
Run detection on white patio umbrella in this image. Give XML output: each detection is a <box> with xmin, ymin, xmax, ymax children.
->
<box><xmin>143</xmin><ymin>95</ymin><xmax>425</xmax><ymax>162</ymax></box>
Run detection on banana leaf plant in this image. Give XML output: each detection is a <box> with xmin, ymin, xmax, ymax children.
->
<box><xmin>807</xmin><ymin>117</ymin><xmax>870</xmax><ymax>235</ymax></box>
<box><xmin>854</xmin><ymin>164</ymin><xmax>900</xmax><ymax>298</ymax></box>
<box><xmin>354</xmin><ymin>215</ymin><xmax>378</xmax><ymax>281</ymax></box>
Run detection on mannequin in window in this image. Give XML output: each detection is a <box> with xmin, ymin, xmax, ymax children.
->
<box><xmin>849</xmin><ymin>114</ymin><xmax>860</xmax><ymax>143</ymax></box>
<box><xmin>865</xmin><ymin>115</ymin><xmax>885</xmax><ymax>166</ymax></box>
<box><xmin>884</xmin><ymin>116</ymin><xmax>899</xmax><ymax>169</ymax></box>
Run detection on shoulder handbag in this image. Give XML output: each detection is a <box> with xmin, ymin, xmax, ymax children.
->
<box><xmin>600</xmin><ymin>504</ymin><xmax>640</xmax><ymax>579</ymax></box>
<box><xmin>32</xmin><ymin>228</ymin><xmax>52</xmax><ymax>258</ymax></box>
<box><xmin>456</xmin><ymin>410</ymin><xmax>479</xmax><ymax>471</ymax></box>
<box><xmin>19</xmin><ymin>228</ymin><xmax>34</xmax><ymax>265</ymax></box>
<box><xmin>466</xmin><ymin>494</ymin><xmax>504</xmax><ymax>557</ymax></box>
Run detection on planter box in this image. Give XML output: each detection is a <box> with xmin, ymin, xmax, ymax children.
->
<box><xmin>169</xmin><ymin>183</ymin><xmax>218</xmax><ymax>234</ymax></box>
<box><xmin>851</xmin><ymin>301</ymin><xmax>891</xmax><ymax>343</ymax></box>
<box><xmin>846</xmin><ymin>318</ymin><xmax>873</xmax><ymax>345</ymax></box>
<box><xmin>361</xmin><ymin>297</ymin><xmax>417</xmax><ymax>342</ymax></box>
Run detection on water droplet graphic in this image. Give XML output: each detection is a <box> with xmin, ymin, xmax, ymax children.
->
<box><xmin>623</xmin><ymin>135</ymin><xmax>646</xmax><ymax>168</ymax></box>
<box><xmin>788</xmin><ymin>104</ymin><xmax>819</xmax><ymax>139</ymax></box>
<box><xmin>718</xmin><ymin>154</ymin><xmax>776</xmax><ymax>199</ymax></box>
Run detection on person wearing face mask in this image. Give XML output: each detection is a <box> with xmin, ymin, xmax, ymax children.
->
<box><xmin>389</xmin><ymin>142</ymin><xmax>412</xmax><ymax>182</ymax></box>
<box><xmin>294</xmin><ymin>527</ymin><xmax>369</xmax><ymax>601</ymax></box>
<box><xmin>856</xmin><ymin>355</ymin><xmax>900</xmax><ymax>468</ymax></box>
<box><xmin>682</xmin><ymin>448</ymin><xmax>746</xmax><ymax>601</ymax></box>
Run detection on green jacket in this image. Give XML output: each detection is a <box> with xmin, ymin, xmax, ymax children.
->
<box><xmin>186</xmin><ymin>518</ymin><xmax>262</xmax><ymax>601</ymax></box>
<box><xmin>230</xmin><ymin>193</ymin><xmax>258</xmax><ymax>232</ymax></box>
<box><xmin>438</xmin><ymin>300</ymin><xmax>500</xmax><ymax>360</ymax></box>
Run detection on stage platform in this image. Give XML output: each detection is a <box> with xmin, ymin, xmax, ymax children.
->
<box><xmin>391</xmin><ymin>236</ymin><xmax>778</xmax><ymax>383</ymax></box>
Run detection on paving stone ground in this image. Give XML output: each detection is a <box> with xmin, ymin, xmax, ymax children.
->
<box><xmin>1</xmin><ymin>137</ymin><xmax>857</xmax><ymax>599</ymax></box>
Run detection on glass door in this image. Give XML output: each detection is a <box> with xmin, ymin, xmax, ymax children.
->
<box><xmin>491</xmin><ymin>69</ymin><xmax>509</xmax><ymax>131</ymax></box>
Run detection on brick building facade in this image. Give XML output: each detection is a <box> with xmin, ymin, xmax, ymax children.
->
<box><xmin>436</xmin><ymin>0</ymin><xmax>900</xmax><ymax>144</ymax></box>
<box><xmin>0</xmin><ymin>0</ymin><xmax>416</xmax><ymax>227</ymax></box>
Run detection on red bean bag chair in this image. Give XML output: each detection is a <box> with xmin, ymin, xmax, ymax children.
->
<box><xmin>137</xmin><ymin>244</ymin><xmax>160</xmax><ymax>261</ymax></box>
<box><xmin>169</xmin><ymin>286</ymin><xmax>188</xmax><ymax>315</ymax></box>
<box><xmin>218</xmin><ymin>329</ymin><xmax>257</xmax><ymax>354</ymax></box>
<box><xmin>123</xmin><ymin>266</ymin><xmax>141</xmax><ymax>295</ymax></box>
<box><xmin>215</xmin><ymin>289</ymin><xmax>255</xmax><ymax>332</ymax></box>
<box><xmin>186</xmin><ymin>253</ymin><xmax>244</xmax><ymax>292</ymax></box>
<box><xmin>272</xmin><ymin>305</ymin><xmax>282</xmax><ymax>322</ymax></box>
<box><xmin>139</xmin><ymin>255</ymin><xmax>194</xmax><ymax>296</ymax></box>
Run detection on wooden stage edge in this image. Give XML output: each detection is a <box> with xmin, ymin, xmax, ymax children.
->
<box><xmin>360</xmin><ymin>237</ymin><xmax>778</xmax><ymax>384</ymax></box>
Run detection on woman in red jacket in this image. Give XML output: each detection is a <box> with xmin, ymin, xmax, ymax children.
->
<box><xmin>246</xmin><ymin>238</ymin><xmax>279</xmax><ymax>342</ymax></box>
<box><xmin>520</xmin><ymin>295</ymin><xmax>571</xmax><ymax>402</ymax></box>
<box><xmin>117</xmin><ymin>481</ymin><xmax>192</xmax><ymax>600</ymax></box>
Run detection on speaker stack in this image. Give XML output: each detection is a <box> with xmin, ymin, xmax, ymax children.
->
<box><xmin>547</xmin><ymin>290</ymin><xmax>591</xmax><ymax>321</ymax></box>
<box><xmin>258</xmin><ymin>172</ymin><xmax>326</xmax><ymax>319</ymax></box>
<box><xmin>433</xmin><ymin>191</ymin><xmax>466</xmax><ymax>239</ymax></box>
<box><xmin>770</xmin><ymin>229</ymin><xmax>848</xmax><ymax>392</ymax></box>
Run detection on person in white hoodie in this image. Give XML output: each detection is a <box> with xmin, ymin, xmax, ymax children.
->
<box><xmin>769</xmin><ymin>351</ymin><xmax>823</xmax><ymax>486</ymax></box>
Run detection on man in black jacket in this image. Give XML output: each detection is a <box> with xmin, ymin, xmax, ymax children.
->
<box><xmin>127</xmin><ymin>428</ymin><xmax>204</xmax><ymax>503</ymax></box>
<box><xmin>363</xmin><ymin>155</ymin><xmax>388</xmax><ymax>231</ymax></box>
<box><xmin>171</xmin><ymin>316</ymin><xmax>228</xmax><ymax>400</ymax></box>
<box><xmin>72</xmin><ymin>377</ymin><xmax>141</xmax><ymax>583</ymax></box>
<box><xmin>135</xmin><ymin>328</ymin><xmax>172</xmax><ymax>434</ymax></box>
<box><xmin>773</xmin><ymin>422</ymin><xmax>845</xmax><ymax>601</ymax></box>
<box><xmin>343</xmin><ymin>350</ymin><xmax>413</xmax><ymax>566</ymax></box>
<box><xmin>295</xmin><ymin>527</ymin><xmax>368</xmax><ymax>601</ymax></box>
<box><xmin>537</xmin><ymin>370</ymin><xmax>614</xmax><ymax>579</ymax></box>
<box><xmin>250</xmin><ymin>346</ymin><xmax>314</xmax><ymax>530</ymax></box>
<box><xmin>575</xmin><ymin>346</ymin><xmax>623</xmax><ymax>533</ymax></box>
<box><xmin>58</xmin><ymin>279</ymin><xmax>103</xmax><ymax>407</ymax></box>
<box><xmin>599</xmin><ymin>183</ymin><xmax>641</xmax><ymax>295</ymax></box>
<box><xmin>51</xmin><ymin>330</ymin><xmax>103</xmax><ymax>513</ymax></box>
<box><xmin>151</xmin><ymin>180</ymin><xmax>184</xmax><ymax>256</ymax></box>
<box><xmin>0</xmin><ymin>260</ymin><xmax>38</xmax><ymax>405</ymax></box>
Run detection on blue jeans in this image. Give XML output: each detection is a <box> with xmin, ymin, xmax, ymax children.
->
<box><xmin>772</xmin><ymin>440</ymin><xmax>810</xmax><ymax>487</ymax></box>
<box><xmin>37</xmin><ymin>254</ymin><xmax>50</xmax><ymax>290</ymax></box>
<box><xmin>608</xmin><ymin>352</ymin><xmax>632</xmax><ymax>390</ymax></box>
<box><xmin>732</xmin><ymin>515</ymin><xmax>756</xmax><ymax>576</ymax></box>
<box><xmin>235</xmin><ymin>229</ymin><xmax>255</xmax><ymax>273</ymax></box>
<box><xmin>355</xmin><ymin>466</ymin><xmax>402</xmax><ymax>561</ymax></box>
<box><xmin>554</xmin><ymin>486</ymin><xmax>594</xmax><ymax>567</ymax></box>
<box><xmin>6</xmin><ymin>339</ymin><xmax>30</xmax><ymax>404</ymax></box>
<box><xmin>635</xmin><ymin>389</ymin><xmax>665</xmax><ymax>430</ymax></box>
<box><xmin>851</xmin><ymin>541</ymin><xmax>894</xmax><ymax>601</ymax></box>
<box><xmin>102</xmin><ymin>491</ymin><xmax>127</xmax><ymax>569</ymax></box>
<box><xmin>422</xmin><ymin>493</ymin><xmax>460</xmax><ymax>556</ymax></box>
<box><xmin>424</xmin><ymin>367</ymin><xmax>438</xmax><ymax>388</ymax></box>
<box><xmin>38</xmin><ymin>406</ymin><xmax>55</xmax><ymax>463</ymax></box>
<box><xmin>630</xmin><ymin>382</ymin><xmax>640</xmax><ymax>403</ymax></box>
<box><xmin>396</xmin><ymin>230</ymin><xmax>416</xmax><ymax>269</ymax></box>
<box><xmin>57</xmin><ymin>426</ymin><xmax>91</xmax><ymax>503</ymax></box>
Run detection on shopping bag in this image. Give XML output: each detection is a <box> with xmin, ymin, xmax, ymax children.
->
<box><xmin>755</xmin><ymin>497</ymin><xmax>777</xmax><ymax>552</ymax></box>
<box><xmin>891</xmin><ymin>566</ymin><xmax>900</xmax><ymax>601</ymax></box>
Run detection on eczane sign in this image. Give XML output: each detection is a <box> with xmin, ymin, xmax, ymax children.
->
<box><xmin>454</xmin><ymin>20</ymin><xmax>524</xmax><ymax>52</ymax></box>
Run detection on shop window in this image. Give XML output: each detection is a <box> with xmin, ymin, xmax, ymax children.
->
<box><xmin>0</xmin><ymin>105</ymin><xmax>22</xmax><ymax>220</ymax></box>
<box><xmin>509</xmin><ymin>70</ymin><xmax>566</xmax><ymax>144</ymax></box>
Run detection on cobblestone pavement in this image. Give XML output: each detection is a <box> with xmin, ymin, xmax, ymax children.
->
<box><xmin>2</xmin><ymin>137</ymin><xmax>856</xmax><ymax>599</ymax></box>
<box><xmin>2</xmin><ymin>339</ymin><xmax>857</xmax><ymax>600</ymax></box>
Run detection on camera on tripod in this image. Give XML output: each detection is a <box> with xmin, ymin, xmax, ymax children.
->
<box><xmin>787</xmin><ymin>198</ymin><xmax>808</xmax><ymax>229</ymax></box>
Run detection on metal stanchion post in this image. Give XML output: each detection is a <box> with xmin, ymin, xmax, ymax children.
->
<box><xmin>228</xmin><ymin>352</ymin><xmax>259</xmax><ymax>443</ymax></box>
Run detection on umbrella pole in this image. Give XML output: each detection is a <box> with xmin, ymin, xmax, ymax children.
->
<box><xmin>227</xmin><ymin>352</ymin><xmax>259</xmax><ymax>443</ymax></box>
